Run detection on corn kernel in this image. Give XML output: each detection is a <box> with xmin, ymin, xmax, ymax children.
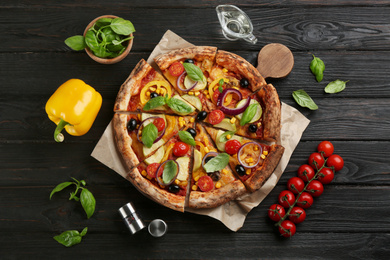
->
<box><xmin>233</xmin><ymin>87</ymin><xmax>239</xmax><ymax>90</ymax></box>
<box><xmin>261</xmin><ymin>154</ymin><xmax>266</xmax><ymax>159</ymax></box>
<box><xmin>190</xmin><ymin>118</ymin><xmax>195</xmax><ymax>123</ymax></box>
<box><xmin>146</xmin><ymin>91</ymin><xmax>151</xmax><ymax>97</ymax></box>
<box><xmin>257</xmin><ymin>122</ymin><xmax>262</xmax><ymax>127</ymax></box>
<box><xmin>204</xmin><ymin>90</ymin><xmax>209</xmax><ymax>94</ymax></box>
<box><xmin>222</xmin><ymin>169</ymin><xmax>228</xmax><ymax>174</ymax></box>
<box><xmin>192</xmin><ymin>185</ymin><xmax>198</xmax><ymax>191</ymax></box>
<box><xmin>141</xmin><ymin>170</ymin><xmax>147</xmax><ymax>176</ymax></box>
<box><xmin>226</xmin><ymin>134</ymin><xmax>231</xmax><ymax>140</ymax></box>
<box><xmin>179</xmin><ymin>122</ymin><xmax>184</xmax><ymax>127</ymax></box>
<box><xmin>246</xmin><ymin>169</ymin><xmax>251</xmax><ymax>175</ymax></box>
<box><xmin>254</xmin><ymin>146</ymin><xmax>259</xmax><ymax>151</ymax></box>
<box><xmin>150</xmin><ymin>87</ymin><xmax>157</xmax><ymax>91</ymax></box>
<box><xmin>195</xmin><ymin>91</ymin><xmax>200</xmax><ymax>96</ymax></box>
<box><xmin>215</xmin><ymin>182</ymin><xmax>222</xmax><ymax>189</ymax></box>
<box><xmin>181</xmin><ymin>180</ymin><xmax>188</xmax><ymax>186</ymax></box>
<box><xmin>194</xmin><ymin>175</ymin><xmax>200</xmax><ymax>182</ymax></box>
<box><xmin>188</xmin><ymin>91</ymin><xmax>194</xmax><ymax>95</ymax></box>
<box><xmin>179</xmin><ymin>117</ymin><xmax>184</xmax><ymax>122</ymax></box>
<box><xmin>204</xmin><ymin>147</ymin><xmax>210</xmax><ymax>153</ymax></box>
<box><xmin>263</xmin><ymin>150</ymin><xmax>268</xmax><ymax>155</ymax></box>
<box><xmin>222</xmin><ymin>68</ymin><xmax>228</xmax><ymax>73</ymax></box>
<box><xmin>230</xmin><ymin>117</ymin><xmax>236</xmax><ymax>124</ymax></box>
<box><xmin>174</xmin><ymin>179</ymin><xmax>180</xmax><ymax>185</ymax></box>
<box><xmin>246</xmin><ymin>157</ymin><xmax>254</xmax><ymax>163</ymax></box>
<box><xmin>206</xmin><ymin>94</ymin><xmax>210</xmax><ymax>99</ymax></box>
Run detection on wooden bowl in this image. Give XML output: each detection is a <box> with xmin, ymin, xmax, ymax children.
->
<box><xmin>83</xmin><ymin>15</ymin><xmax>133</xmax><ymax>64</ymax></box>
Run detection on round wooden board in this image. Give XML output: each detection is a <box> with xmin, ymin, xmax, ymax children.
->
<box><xmin>256</xmin><ymin>43</ymin><xmax>294</xmax><ymax>79</ymax></box>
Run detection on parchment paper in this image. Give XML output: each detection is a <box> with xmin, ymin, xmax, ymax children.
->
<box><xmin>91</xmin><ymin>30</ymin><xmax>310</xmax><ymax>231</ymax></box>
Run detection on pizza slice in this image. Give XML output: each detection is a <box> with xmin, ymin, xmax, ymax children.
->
<box><xmin>154</xmin><ymin>46</ymin><xmax>217</xmax><ymax>113</ymax></box>
<box><xmin>188</xmin><ymin>123</ymin><xmax>247</xmax><ymax>209</ymax></box>
<box><xmin>114</xmin><ymin>59</ymin><xmax>197</xmax><ymax>116</ymax></box>
<box><xmin>128</xmin><ymin>121</ymin><xmax>196</xmax><ymax>212</ymax></box>
<box><xmin>113</xmin><ymin>112</ymin><xmax>193</xmax><ymax>172</ymax></box>
<box><xmin>203</xmin><ymin>83</ymin><xmax>281</xmax><ymax>143</ymax></box>
<box><xmin>204</xmin><ymin>126</ymin><xmax>285</xmax><ymax>192</ymax></box>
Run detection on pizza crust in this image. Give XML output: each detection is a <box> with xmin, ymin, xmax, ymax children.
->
<box><xmin>257</xmin><ymin>84</ymin><xmax>282</xmax><ymax>142</ymax></box>
<box><xmin>215</xmin><ymin>50</ymin><xmax>266</xmax><ymax>92</ymax></box>
<box><xmin>244</xmin><ymin>144</ymin><xmax>285</xmax><ymax>192</ymax></box>
<box><xmin>189</xmin><ymin>180</ymin><xmax>246</xmax><ymax>209</ymax></box>
<box><xmin>114</xmin><ymin>59</ymin><xmax>153</xmax><ymax>111</ymax></box>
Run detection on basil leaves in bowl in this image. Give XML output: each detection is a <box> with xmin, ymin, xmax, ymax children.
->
<box><xmin>65</xmin><ymin>15</ymin><xmax>135</xmax><ymax>64</ymax></box>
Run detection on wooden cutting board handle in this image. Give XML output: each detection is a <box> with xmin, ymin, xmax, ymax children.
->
<box><xmin>256</xmin><ymin>43</ymin><xmax>294</xmax><ymax>79</ymax></box>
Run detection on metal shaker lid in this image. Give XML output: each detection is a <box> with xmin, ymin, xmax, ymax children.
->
<box><xmin>148</xmin><ymin>219</ymin><xmax>168</xmax><ymax>237</ymax></box>
<box><xmin>119</xmin><ymin>203</ymin><xmax>145</xmax><ymax>235</ymax></box>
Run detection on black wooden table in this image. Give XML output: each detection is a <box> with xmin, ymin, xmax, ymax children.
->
<box><xmin>1</xmin><ymin>1</ymin><xmax>389</xmax><ymax>259</ymax></box>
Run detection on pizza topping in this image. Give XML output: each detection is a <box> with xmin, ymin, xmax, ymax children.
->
<box><xmin>202</xmin><ymin>152</ymin><xmax>230</xmax><ymax>173</ymax></box>
<box><xmin>152</xmin><ymin>118</ymin><xmax>165</xmax><ymax>132</ymax></box>
<box><xmin>166</xmin><ymin>96</ymin><xmax>195</xmax><ymax>115</ymax></box>
<box><xmin>146</xmin><ymin>163</ymin><xmax>161</xmax><ymax>179</ymax></box>
<box><xmin>225</xmin><ymin>139</ymin><xmax>241</xmax><ymax>155</ymax></box>
<box><xmin>178</xmin><ymin>131</ymin><xmax>196</xmax><ymax>146</ymax></box>
<box><xmin>208</xmin><ymin>109</ymin><xmax>224</xmax><ymax>125</ymax></box>
<box><xmin>186</xmin><ymin>128</ymin><xmax>197</xmax><ymax>138</ymax></box>
<box><xmin>150</xmin><ymin>92</ymin><xmax>159</xmax><ymax>99</ymax></box>
<box><xmin>156</xmin><ymin>160</ymin><xmax>179</xmax><ymax>186</ymax></box>
<box><xmin>235</xmin><ymin>165</ymin><xmax>246</xmax><ymax>176</ymax></box>
<box><xmin>208</xmin><ymin>171</ymin><xmax>221</xmax><ymax>181</ymax></box>
<box><xmin>184</xmin><ymin>58</ymin><xmax>194</xmax><ymax>64</ymax></box>
<box><xmin>127</xmin><ymin>118</ymin><xmax>137</xmax><ymax>131</ymax></box>
<box><xmin>168</xmin><ymin>61</ymin><xmax>185</xmax><ymax>77</ymax></box>
<box><xmin>183</xmin><ymin>62</ymin><xmax>204</xmax><ymax>82</ymax></box>
<box><xmin>240</xmin><ymin>103</ymin><xmax>258</xmax><ymax>126</ymax></box>
<box><xmin>235</xmin><ymin>99</ymin><xmax>262</xmax><ymax>124</ymax></box>
<box><xmin>140</xmin><ymin>80</ymin><xmax>172</xmax><ymax>106</ymax></box>
<box><xmin>240</xmin><ymin>78</ymin><xmax>250</xmax><ymax>88</ymax></box>
<box><xmin>218</xmin><ymin>88</ymin><xmax>251</xmax><ymax>115</ymax></box>
<box><xmin>143</xmin><ymin>96</ymin><xmax>166</xmax><ymax>111</ymax></box>
<box><xmin>168</xmin><ymin>184</ymin><xmax>181</xmax><ymax>193</ymax></box>
<box><xmin>249</xmin><ymin>124</ymin><xmax>257</xmax><ymax>133</ymax></box>
<box><xmin>197</xmin><ymin>176</ymin><xmax>214</xmax><ymax>192</ymax></box>
<box><xmin>237</xmin><ymin>142</ymin><xmax>262</xmax><ymax>168</ymax></box>
<box><xmin>173</xmin><ymin>142</ymin><xmax>190</xmax><ymax>157</ymax></box>
<box><xmin>137</xmin><ymin>117</ymin><xmax>166</xmax><ymax>147</ymax></box>
<box><xmin>196</xmin><ymin>111</ymin><xmax>208</xmax><ymax>121</ymax></box>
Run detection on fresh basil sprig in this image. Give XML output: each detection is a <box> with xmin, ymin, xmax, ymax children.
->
<box><xmin>162</xmin><ymin>160</ymin><xmax>178</xmax><ymax>184</ymax></box>
<box><xmin>142</xmin><ymin>123</ymin><xmax>158</xmax><ymax>148</ymax></box>
<box><xmin>50</xmin><ymin>177</ymin><xmax>96</xmax><ymax>219</ymax></box>
<box><xmin>218</xmin><ymin>78</ymin><xmax>224</xmax><ymax>93</ymax></box>
<box><xmin>240</xmin><ymin>103</ymin><xmax>258</xmax><ymax>126</ymax></box>
<box><xmin>166</xmin><ymin>97</ymin><xmax>193</xmax><ymax>115</ymax></box>
<box><xmin>324</xmin><ymin>79</ymin><xmax>349</xmax><ymax>93</ymax></box>
<box><xmin>54</xmin><ymin>227</ymin><xmax>88</xmax><ymax>248</ymax></box>
<box><xmin>183</xmin><ymin>63</ymin><xmax>204</xmax><ymax>81</ymax></box>
<box><xmin>203</xmin><ymin>153</ymin><xmax>230</xmax><ymax>173</ymax></box>
<box><xmin>65</xmin><ymin>17</ymin><xmax>135</xmax><ymax>58</ymax></box>
<box><xmin>310</xmin><ymin>55</ymin><xmax>325</xmax><ymax>82</ymax></box>
<box><xmin>292</xmin><ymin>89</ymin><xmax>318</xmax><ymax>110</ymax></box>
<box><xmin>179</xmin><ymin>131</ymin><xmax>196</xmax><ymax>146</ymax></box>
<box><xmin>219</xmin><ymin>131</ymin><xmax>236</xmax><ymax>143</ymax></box>
<box><xmin>143</xmin><ymin>96</ymin><xmax>166</xmax><ymax>111</ymax></box>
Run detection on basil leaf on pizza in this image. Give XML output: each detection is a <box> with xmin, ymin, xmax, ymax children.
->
<box><xmin>183</xmin><ymin>63</ymin><xmax>204</xmax><ymax>81</ymax></box>
<box><xmin>141</xmin><ymin>123</ymin><xmax>158</xmax><ymax>148</ymax></box>
<box><xmin>240</xmin><ymin>103</ymin><xmax>258</xmax><ymax>126</ymax></box>
<box><xmin>166</xmin><ymin>97</ymin><xmax>193</xmax><ymax>115</ymax></box>
<box><xmin>218</xmin><ymin>78</ymin><xmax>224</xmax><ymax>93</ymax></box>
<box><xmin>219</xmin><ymin>131</ymin><xmax>236</xmax><ymax>143</ymax></box>
<box><xmin>179</xmin><ymin>131</ymin><xmax>196</xmax><ymax>146</ymax></box>
<box><xmin>162</xmin><ymin>160</ymin><xmax>178</xmax><ymax>184</ymax></box>
<box><xmin>203</xmin><ymin>153</ymin><xmax>230</xmax><ymax>173</ymax></box>
<box><xmin>143</xmin><ymin>96</ymin><xmax>166</xmax><ymax>111</ymax></box>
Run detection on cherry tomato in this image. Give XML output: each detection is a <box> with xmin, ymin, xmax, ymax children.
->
<box><xmin>326</xmin><ymin>154</ymin><xmax>344</xmax><ymax>171</ymax></box>
<box><xmin>146</xmin><ymin>163</ymin><xmax>160</xmax><ymax>179</ymax></box>
<box><xmin>278</xmin><ymin>220</ymin><xmax>296</xmax><ymax>238</ymax></box>
<box><xmin>317</xmin><ymin>141</ymin><xmax>334</xmax><ymax>158</ymax></box>
<box><xmin>212</xmin><ymin>86</ymin><xmax>224</xmax><ymax>103</ymax></box>
<box><xmin>296</xmin><ymin>192</ymin><xmax>313</xmax><ymax>209</ymax></box>
<box><xmin>306</xmin><ymin>180</ymin><xmax>324</xmax><ymax>197</ymax></box>
<box><xmin>308</xmin><ymin>152</ymin><xmax>325</xmax><ymax>170</ymax></box>
<box><xmin>153</xmin><ymin>118</ymin><xmax>165</xmax><ymax>132</ymax></box>
<box><xmin>173</xmin><ymin>142</ymin><xmax>190</xmax><ymax>157</ymax></box>
<box><xmin>278</xmin><ymin>190</ymin><xmax>295</xmax><ymax>208</ymax></box>
<box><xmin>225</xmin><ymin>139</ymin><xmax>241</xmax><ymax>155</ymax></box>
<box><xmin>297</xmin><ymin>164</ymin><xmax>315</xmax><ymax>182</ymax></box>
<box><xmin>287</xmin><ymin>177</ymin><xmax>305</xmax><ymax>194</ymax></box>
<box><xmin>288</xmin><ymin>207</ymin><xmax>306</xmax><ymax>224</ymax></box>
<box><xmin>268</xmin><ymin>204</ymin><xmax>286</xmax><ymax>222</ymax></box>
<box><xmin>168</xmin><ymin>61</ymin><xmax>184</xmax><ymax>77</ymax></box>
<box><xmin>197</xmin><ymin>175</ymin><xmax>214</xmax><ymax>192</ymax></box>
<box><xmin>318</xmin><ymin>167</ymin><xmax>335</xmax><ymax>184</ymax></box>
<box><xmin>208</xmin><ymin>109</ymin><xmax>224</xmax><ymax>125</ymax></box>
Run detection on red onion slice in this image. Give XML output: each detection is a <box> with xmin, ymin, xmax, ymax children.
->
<box><xmin>201</xmin><ymin>152</ymin><xmax>219</xmax><ymax>169</ymax></box>
<box><xmin>237</xmin><ymin>142</ymin><xmax>262</xmax><ymax>168</ymax></box>
<box><xmin>136</xmin><ymin>116</ymin><xmax>166</xmax><ymax>144</ymax></box>
<box><xmin>217</xmin><ymin>88</ymin><xmax>250</xmax><ymax>115</ymax></box>
<box><xmin>156</xmin><ymin>159</ymin><xmax>180</xmax><ymax>186</ymax></box>
<box><xmin>176</xmin><ymin>72</ymin><xmax>198</xmax><ymax>92</ymax></box>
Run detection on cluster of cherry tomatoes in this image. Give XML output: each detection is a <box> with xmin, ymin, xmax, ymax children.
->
<box><xmin>268</xmin><ymin>141</ymin><xmax>344</xmax><ymax>238</ymax></box>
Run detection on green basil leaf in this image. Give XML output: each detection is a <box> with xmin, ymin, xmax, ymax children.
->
<box><xmin>84</xmin><ymin>30</ymin><xmax>100</xmax><ymax>52</ymax></box>
<box><xmin>324</xmin><ymin>79</ymin><xmax>349</xmax><ymax>94</ymax></box>
<box><xmin>80</xmin><ymin>188</ymin><xmax>96</xmax><ymax>219</ymax></box>
<box><xmin>50</xmin><ymin>181</ymin><xmax>74</xmax><ymax>199</ymax></box>
<box><xmin>143</xmin><ymin>96</ymin><xmax>166</xmax><ymax>111</ymax></box>
<box><xmin>162</xmin><ymin>160</ymin><xmax>178</xmax><ymax>184</ymax></box>
<box><xmin>240</xmin><ymin>103</ymin><xmax>258</xmax><ymax>126</ymax></box>
<box><xmin>64</xmin><ymin>35</ymin><xmax>86</xmax><ymax>51</ymax></box>
<box><xmin>178</xmin><ymin>131</ymin><xmax>196</xmax><ymax>146</ymax></box>
<box><xmin>219</xmin><ymin>131</ymin><xmax>236</xmax><ymax>143</ymax></box>
<box><xmin>142</xmin><ymin>123</ymin><xmax>158</xmax><ymax>148</ymax></box>
<box><xmin>203</xmin><ymin>153</ymin><xmax>230</xmax><ymax>173</ymax></box>
<box><xmin>53</xmin><ymin>228</ymin><xmax>87</xmax><ymax>247</ymax></box>
<box><xmin>69</xmin><ymin>191</ymin><xmax>80</xmax><ymax>201</ymax></box>
<box><xmin>101</xmin><ymin>27</ymin><xmax>117</xmax><ymax>42</ymax></box>
<box><xmin>310</xmin><ymin>55</ymin><xmax>325</xmax><ymax>82</ymax></box>
<box><xmin>183</xmin><ymin>63</ymin><xmax>204</xmax><ymax>82</ymax></box>
<box><xmin>95</xmin><ymin>18</ymin><xmax>113</xmax><ymax>29</ymax></box>
<box><xmin>110</xmin><ymin>18</ymin><xmax>136</xmax><ymax>35</ymax></box>
<box><xmin>166</xmin><ymin>98</ymin><xmax>193</xmax><ymax>115</ymax></box>
<box><xmin>93</xmin><ymin>44</ymin><xmax>113</xmax><ymax>58</ymax></box>
<box><xmin>292</xmin><ymin>89</ymin><xmax>318</xmax><ymax>110</ymax></box>
<box><xmin>218</xmin><ymin>78</ymin><xmax>224</xmax><ymax>93</ymax></box>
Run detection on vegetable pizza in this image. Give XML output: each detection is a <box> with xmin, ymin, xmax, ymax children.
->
<box><xmin>113</xmin><ymin>46</ymin><xmax>284</xmax><ymax>212</ymax></box>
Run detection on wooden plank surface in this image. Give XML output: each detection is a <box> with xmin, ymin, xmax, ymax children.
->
<box><xmin>0</xmin><ymin>1</ymin><xmax>389</xmax><ymax>259</ymax></box>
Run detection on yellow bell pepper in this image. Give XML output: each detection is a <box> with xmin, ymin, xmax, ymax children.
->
<box><xmin>45</xmin><ymin>79</ymin><xmax>102</xmax><ymax>142</ymax></box>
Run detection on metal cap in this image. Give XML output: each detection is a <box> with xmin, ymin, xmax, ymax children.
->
<box><xmin>148</xmin><ymin>219</ymin><xmax>168</xmax><ymax>237</ymax></box>
<box><xmin>118</xmin><ymin>203</ymin><xmax>145</xmax><ymax>235</ymax></box>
